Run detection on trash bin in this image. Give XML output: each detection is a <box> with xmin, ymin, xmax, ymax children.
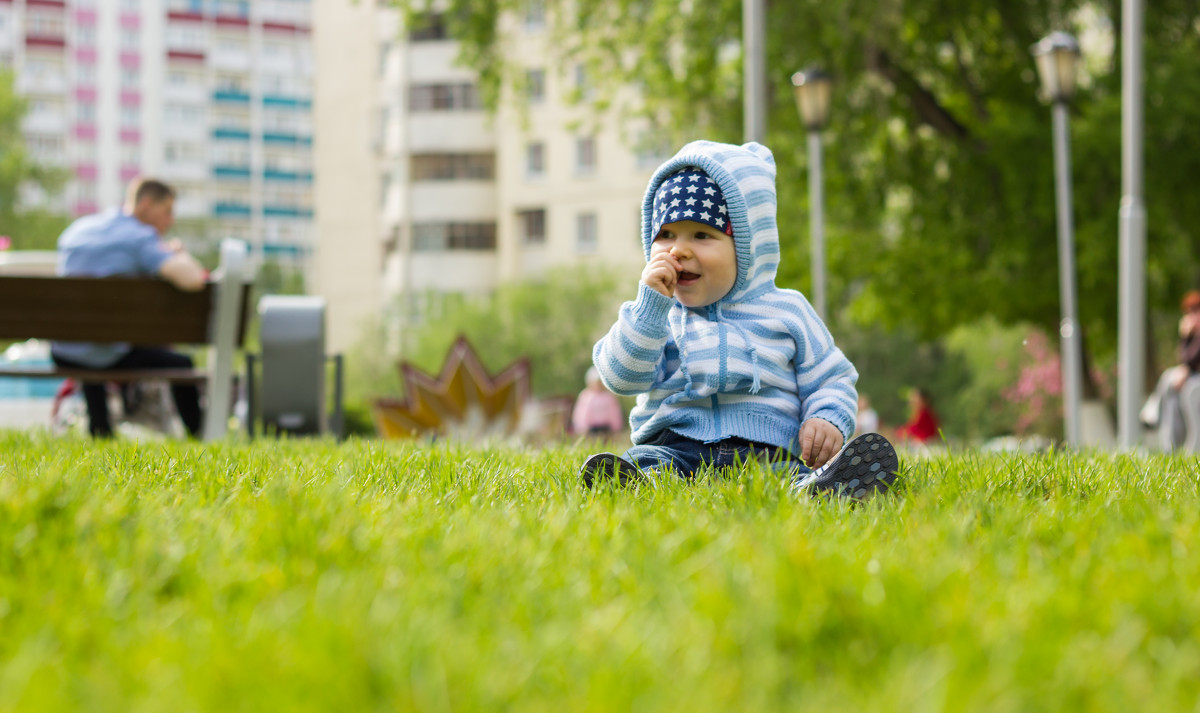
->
<box><xmin>258</xmin><ymin>295</ymin><xmax>326</xmax><ymax>435</ymax></box>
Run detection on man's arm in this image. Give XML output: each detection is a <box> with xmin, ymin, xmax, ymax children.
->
<box><xmin>158</xmin><ymin>251</ymin><xmax>207</xmax><ymax>292</ymax></box>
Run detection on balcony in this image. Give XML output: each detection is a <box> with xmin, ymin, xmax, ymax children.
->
<box><xmin>212</xmin><ymin>89</ymin><xmax>250</xmax><ymax>104</ymax></box>
<box><xmin>212</xmin><ymin>165</ymin><xmax>251</xmax><ymax>180</ymax></box>
<box><xmin>262</xmin><ymin>205</ymin><xmax>314</xmax><ymax>219</ymax></box>
<box><xmin>211</xmin><ymin>127</ymin><xmax>251</xmax><ymax>141</ymax></box>
<box><xmin>213</xmin><ymin>201</ymin><xmax>252</xmax><ymax>218</ymax></box>
<box><xmin>408</xmin><ymin>114</ymin><xmax>494</xmax><ymax>152</ymax></box>
<box><xmin>263</xmin><ymin>168</ymin><xmax>313</xmax><ymax>183</ymax></box>
<box><xmin>16</xmin><ymin>72</ymin><xmax>67</xmax><ymax>95</ymax></box>
<box><xmin>262</xmin><ymin>131</ymin><xmax>312</xmax><ymax>147</ymax></box>
<box><xmin>209</xmin><ymin>49</ymin><xmax>249</xmax><ymax>71</ymax></box>
<box><xmin>262</xmin><ymin>95</ymin><xmax>312</xmax><ymax>110</ymax></box>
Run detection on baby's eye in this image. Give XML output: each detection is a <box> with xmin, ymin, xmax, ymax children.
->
<box><xmin>654</xmin><ymin>231</ymin><xmax>672</xmax><ymax>241</ymax></box>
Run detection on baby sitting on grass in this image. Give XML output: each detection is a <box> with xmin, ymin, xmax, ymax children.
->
<box><xmin>580</xmin><ymin>140</ymin><xmax>898</xmax><ymax>499</ymax></box>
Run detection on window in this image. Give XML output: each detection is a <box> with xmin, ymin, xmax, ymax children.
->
<box><xmin>576</xmin><ymin>212</ymin><xmax>597</xmax><ymax>253</ymax></box>
<box><xmin>27</xmin><ymin>135</ymin><xmax>65</xmax><ymax>162</ymax></box>
<box><xmin>121</xmin><ymin>67</ymin><xmax>139</xmax><ymax>87</ymax></box>
<box><xmin>525</xmin><ymin>142</ymin><xmax>545</xmax><ymax>178</ymax></box>
<box><xmin>574</xmin><ymin>63</ymin><xmax>592</xmax><ymax>100</ymax></box>
<box><xmin>168</xmin><ymin>69</ymin><xmax>201</xmax><ymax>86</ymax></box>
<box><xmin>518</xmin><ymin>209</ymin><xmax>546</xmax><ymax>246</ymax></box>
<box><xmin>76</xmin><ymin>63</ymin><xmax>97</xmax><ymax>84</ymax></box>
<box><xmin>26</xmin><ymin>13</ymin><xmax>66</xmax><ymax>37</ymax></box>
<box><xmin>165</xmin><ymin>142</ymin><xmax>204</xmax><ymax>162</ymax></box>
<box><xmin>411</xmin><ymin>153</ymin><xmax>495</xmax><ymax>181</ymax></box>
<box><xmin>525</xmin><ymin>68</ymin><xmax>545</xmax><ymax>105</ymax></box>
<box><xmin>120</xmin><ymin>29</ymin><xmax>139</xmax><ymax>50</ymax></box>
<box><xmin>75</xmin><ymin>24</ymin><xmax>97</xmax><ymax>46</ymax></box>
<box><xmin>524</xmin><ymin>0</ymin><xmax>545</xmax><ymax>29</ymax></box>
<box><xmin>76</xmin><ymin>102</ymin><xmax>96</xmax><ymax>121</ymax></box>
<box><xmin>166</xmin><ymin>102</ymin><xmax>205</xmax><ymax>124</ymax></box>
<box><xmin>408</xmin><ymin>83</ymin><xmax>481</xmax><ymax>112</ymax></box>
<box><xmin>412</xmin><ymin>222</ymin><xmax>497</xmax><ymax>252</ymax></box>
<box><xmin>576</xmin><ymin>136</ymin><xmax>596</xmax><ymax>174</ymax></box>
<box><xmin>120</xmin><ymin>144</ymin><xmax>140</xmax><ymax>163</ymax></box>
<box><xmin>409</xmin><ymin>12</ymin><xmax>448</xmax><ymax>41</ymax></box>
<box><xmin>120</xmin><ymin>104</ymin><xmax>140</xmax><ymax>127</ymax></box>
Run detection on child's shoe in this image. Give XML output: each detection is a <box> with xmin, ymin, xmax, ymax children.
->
<box><xmin>580</xmin><ymin>452</ymin><xmax>642</xmax><ymax>488</ymax></box>
<box><xmin>792</xmin><ymin>432</ymin><xmax>899</xmax><ymax>500</ymax></box>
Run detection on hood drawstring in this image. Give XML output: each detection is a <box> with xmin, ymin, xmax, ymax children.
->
<box><xmin>675</xmin><ymin>303</ymin><xmax>762</xmax><ymax>396</ymax></box>
<box><xmin>673</xmin><ymin>308</ymin><xmax>696</xmax><ymax>398</ymax></box>
<box><xmin>720</xmin><ymin>304</ymin><xmax>762</xmax><ymax>395</ymax></box>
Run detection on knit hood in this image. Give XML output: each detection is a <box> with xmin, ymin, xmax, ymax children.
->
<box><xmin>641</xmin><ymin>140</ymin><xmax>779</xmax><ymax>305</ymax></box>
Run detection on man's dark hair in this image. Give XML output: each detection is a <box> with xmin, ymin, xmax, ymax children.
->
<box><xmin>127</xmin><ymin>178</ymin><xmax>176</xmax><ymax>205</ymax></box>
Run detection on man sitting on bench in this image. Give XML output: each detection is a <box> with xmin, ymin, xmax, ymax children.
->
<box><xmin>50</xmin><ymin>178</ymin><xmax>209</xmax><ymax>438</ymax></box>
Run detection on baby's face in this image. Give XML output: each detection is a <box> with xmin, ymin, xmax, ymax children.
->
<box><xmin>651</xmin><ymin>220</ymin><xmax>737</xmax><ymax>308</ymax></box>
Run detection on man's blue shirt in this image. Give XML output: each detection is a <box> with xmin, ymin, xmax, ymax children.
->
<box><xmin>51</xmin><ymin>209</ymin><xmax>174</xmax><ymax>367</ymax></box>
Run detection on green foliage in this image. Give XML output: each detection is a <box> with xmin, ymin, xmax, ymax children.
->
<box><xmin>942</xmin><ymin>319</ymin><xmax>1031</xmax><ymax>440</ymax></box>
<box><xmin>387</xmin><ymin>0</ymin><xmax>1200</xmax><ymax>371</ymax></box>
<box><xmin>837</xmin><ymin>324</ymin><xmax>972</xmax><ymax>433</ymax></box>
<box><xmin>0</xmin><ymin>70</ymin><xmax>71</xmax><ymax>249</ymax></box>
<box><xmin>4</xmin><ymin>433</ymin><xmax>1200</xmax><ymax>710</ymax></box>
<box><xmin>398</xmin><ymin>269</ymin><xmax>629</xmax><ymax>398</ymax></box>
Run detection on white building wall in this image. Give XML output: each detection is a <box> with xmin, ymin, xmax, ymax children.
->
<box><xmin>311</xmin><ymin>0</ymin><xmax>382</xmax><ymax>352</ymax></box>
<box><xmin>312</xmin><ymin>1</ymin><xmax>665</xmax><ymax>355</ymax></box>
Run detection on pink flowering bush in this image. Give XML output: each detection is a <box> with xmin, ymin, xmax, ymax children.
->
<box><xmin>1003</xmin><ymin>329</ymin><xmax>1115</xmax><ymax>437</ymax></box>
<box><xmin>1004</xmin><ymin>331</ymin><xmax>1062</xmax><ymax>436</ymax></box>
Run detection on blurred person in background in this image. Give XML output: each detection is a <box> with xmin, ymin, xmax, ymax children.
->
<box><xmin>50</xmin><ymin>178</ymin><xmax>208</xmax><ymax>438</ymax></box>
<box><xmin>896</xmin><ymin>387</ymin><xmax>941</xmax><ymax>445</ymax></box>
<box><xmin>1150</xmin><ymin>290</ymin><xmax>1200</xmax><ymax>451</ymax></box>
<box><xmin>571</xmin><ymin>367</ymin><xmax>625</xmax><ymax>437</ymax></box>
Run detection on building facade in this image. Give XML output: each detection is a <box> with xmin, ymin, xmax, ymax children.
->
<box><xmin>314</xmin><ymin>0</ymin><xmax>665</xmax><ymax>353</ymax></box>
<box><xmin>1</xmin><ymin>0</ymin><xmax>314</xmax><ymax>264</ymax></box>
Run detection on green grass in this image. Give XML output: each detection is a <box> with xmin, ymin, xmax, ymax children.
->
<box><xmin>2</xmin><ymin>431</ymin><xmax>1200</xmax><ymax>712</ymax></box>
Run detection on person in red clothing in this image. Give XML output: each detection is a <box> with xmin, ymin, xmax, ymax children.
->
<box><xmin>896</xmin><ymin>387</ymin><xmax>941</xmax><ymax>444</ymax></box>
<box><xmin>571</xmin><ymin>367</ymin><xmax>625</xmax><ymax>437</ymax></box>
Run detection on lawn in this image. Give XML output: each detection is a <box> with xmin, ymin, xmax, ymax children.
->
<box><xmin>1</xmin><ymin>431</ymin><xmax>1199</xmax><ymax>712</ymax></box>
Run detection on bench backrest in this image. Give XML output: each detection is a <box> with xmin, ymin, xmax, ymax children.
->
<box><xmin>0</xmin><ymin>276</ymin><xmax>251</xmax><ymax>346</ymax></box>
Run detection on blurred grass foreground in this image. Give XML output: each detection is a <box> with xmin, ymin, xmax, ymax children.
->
<box><xmin>2</xmin><ymin>431</ymin><xmax>1200</xmax><ymax>712</ymax></box>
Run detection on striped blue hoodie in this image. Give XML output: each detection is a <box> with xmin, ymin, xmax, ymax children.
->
<box><xmin>593</xmin><ymin>140</ymin><xmax>858</xmax><ymax>455</ymax></box>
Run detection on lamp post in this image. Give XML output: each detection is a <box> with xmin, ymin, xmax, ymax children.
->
<box><xmin>1117</xmin><ymin>0</ymin><xmax>1146</xmax><ymax>448</ymax></box>
<box><xmin>1031</xmin><ymin>31</ymin><xmax>1083</xmax><ymax>447</ymax></box>
<box><xmin>791</xmin><ymin>68</ymin><xmax>833</xmax><ymax>320</ymax></box>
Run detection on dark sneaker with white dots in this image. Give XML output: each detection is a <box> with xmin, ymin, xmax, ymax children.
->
<box><xmin>792</xmin><ymin>432</ymin><xmax>899</xmax><ymax>500</ymax></box>
<box><xmin>580</xmin><ymin>452</ymin><xmax>644</xmax><ymax>488</ymax></box>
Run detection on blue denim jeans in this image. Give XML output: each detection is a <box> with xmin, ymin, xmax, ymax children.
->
<box><xmin>623</xmin><ymin>429</ymin><xmax>808</xmax><ymax>479</ymax></box>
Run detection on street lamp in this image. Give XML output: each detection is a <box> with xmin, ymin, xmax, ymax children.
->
<box><xmin>791</xmin><ymin>67</ymin><xmax>832</xmax><ymax>320</ymax></box>
<box><xmin>1031</xmin><ymin>31</ymin><xmax>1083</xmax><ymax>447</ymax></box>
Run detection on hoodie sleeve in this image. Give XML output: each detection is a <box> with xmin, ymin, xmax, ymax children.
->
<box><xmin>791</xmin><ymin>298</ymin><xmax>859</xmax><ymax>442</ymax></box>
<box><xmin>592</xmin><ymin>283</ymin><xmax>675</xmax><ymax>396</ymax></box>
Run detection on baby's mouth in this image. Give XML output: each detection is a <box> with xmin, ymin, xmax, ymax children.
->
<box><xmin>678</xmin><ymin>271</ymin><xmax>701</xmax><ymax>283</ymax></box>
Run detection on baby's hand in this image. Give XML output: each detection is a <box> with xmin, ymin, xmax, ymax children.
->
<box><xmin>641</xmin><ymin>252</ymin><xmax>681</xmax><ymax>298</ymax></box>
<box><xmin>799</xmin><ymin>418</ymin><xmax>843</xmax><ymax>470</ymax></box>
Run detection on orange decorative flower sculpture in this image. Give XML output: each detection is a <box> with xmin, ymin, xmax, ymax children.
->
<box><xmin>372</xmin><ymin>337</ymin><xmax>531</xmax><ymax>441</ymax></box>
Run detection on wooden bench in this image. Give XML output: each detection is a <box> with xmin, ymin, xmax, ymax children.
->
<box><xmin>0</xmin><ymin>239</ymin><xmax>251</xmax><ymax>440</ymax></box>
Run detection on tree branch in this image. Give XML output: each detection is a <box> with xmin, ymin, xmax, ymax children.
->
<box><xmin>865</xmin><ymin>43</ymin><xmax>971</xmax><ymax>141</ymax></box>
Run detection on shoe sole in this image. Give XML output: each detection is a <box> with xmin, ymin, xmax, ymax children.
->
<box><xmin>810</xmin><ymin>433</ymin><xmax>899</xmax><ymax>500</ymax></box>
<box><xmin>580</xmin><ymin>453</ymin><xmax>642</xmax><ymax>488</ymax></box>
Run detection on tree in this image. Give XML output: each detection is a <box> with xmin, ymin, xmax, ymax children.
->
<box><xmin>0</xmin><ymin>69</ymin><xmax>71</xmax><ymax>250</ymax></box>
<box><xmin>390</xmin><ymin>0</ymin><xmax>1200</xmax><ymax>382</ymax></box>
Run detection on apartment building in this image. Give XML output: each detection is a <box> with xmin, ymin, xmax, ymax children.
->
<box><xmin>314</xmin><ymin>0</ymin><xmax>665</xmax><ymax>353</ymax></box>
<box><xmin>1</xmin><ymin>0</ymin><xmax>314</xmax><ymax>264</ymax></box>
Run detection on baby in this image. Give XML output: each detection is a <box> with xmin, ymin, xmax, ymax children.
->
<box><xmin>580</xmin><ymin>140</ymin><xmax>897</xmax><ymax>499</ymax></box>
